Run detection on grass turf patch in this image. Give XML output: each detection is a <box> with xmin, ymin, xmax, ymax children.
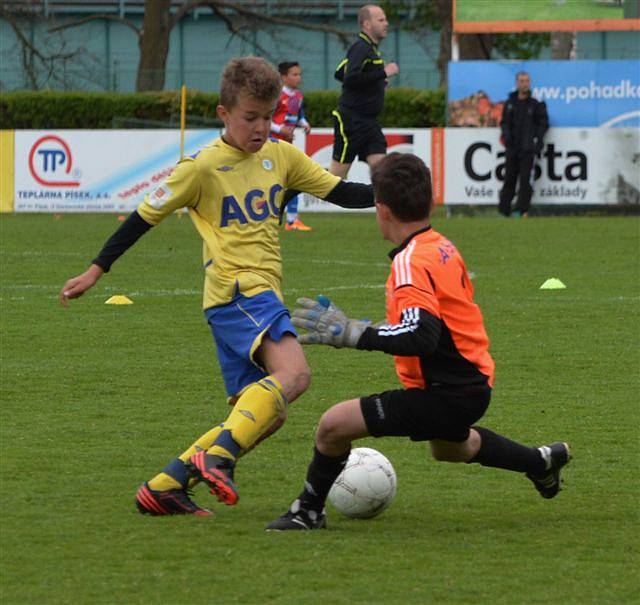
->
<box><xmin>1</xmin><ymin>213</ymin><xmax>638</xmax><ymax>604</ymax></box>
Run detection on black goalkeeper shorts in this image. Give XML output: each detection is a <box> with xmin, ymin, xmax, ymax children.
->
<box><xmin>360</xmin><ymin>383</ymin><xmax>491</xmax><ymax>443</ymax></box>
<box><xmin>332</xmin><ymin>109</ymin><xmax>387</xmax><ymax>164</ymax></box>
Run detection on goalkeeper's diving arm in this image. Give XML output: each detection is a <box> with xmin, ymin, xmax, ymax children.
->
<box><xmin>356</xmin><ymin>309</ymin><xmax>442</xmax><ymax>356</ymax></box>
<box><xmin>293</xmin><ymin>296</ymin><xmax>442</xmax><ymax>355</ymax></box>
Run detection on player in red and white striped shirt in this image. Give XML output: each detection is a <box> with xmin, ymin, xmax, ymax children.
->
<box><xmin>271</xmin><ymin>61</ymin><xmax>313</xmax><ymax>231</ymax></box>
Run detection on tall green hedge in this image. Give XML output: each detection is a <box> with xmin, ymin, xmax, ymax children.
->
<box><xmin>1</xmin><ymin>88</ymin><xmax>445</xmax><ymax>129</ymax></box>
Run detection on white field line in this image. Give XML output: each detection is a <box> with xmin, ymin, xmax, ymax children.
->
<box><xmin>0</xmin><ymin>283</ymin><xmax>385</xmax><ymax>302</ymax></box>
<box><xmin>1</xmin><ymin>251</ymin><xmax>85</xmax><ymax>258</ymax></box>
<box><xmin>310</xmin><ymin>259</ymin><xmax>389</xmax><ymax>268</ymax></box>
<box><xmin>0</xmin><ymin>250</ymin><xmax>180</xmax><ymax>259</ymax></box>
<box><xmin>2</xmin><ymin>287</ymin><xmax>637</xmax><ymax>305</ymax></box>
<box><xmin>311</xmin><ymin>259</ymin><xmax>477</xmax><ymax>280</ymax></box>
<box><xmin>1</xmin><ymin>252</ymin><xmax>386</xmax><ymax>263</ymax></box>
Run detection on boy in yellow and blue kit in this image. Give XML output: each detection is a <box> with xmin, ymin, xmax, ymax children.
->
<box><xmin>60</xmin><ymin>56</ymin><xmax>373</xmax><ymax>516</ymax></box>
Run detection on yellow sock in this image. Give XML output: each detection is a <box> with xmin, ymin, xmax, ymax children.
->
<box><xmin>178</xmin><ymin>425</ymin><xmax>224</xmax><ymax>462</ymax></box>
<box><xmin>147</xmin><ymin>425</ymin><xmax>225</xmax><ymax>491</ymax></box>
<box><xmin>207</xmin><ymin>376</ymin><xmax>287</xmax><ymax>461</ymax></box>
<box><xmin>147</xmin><ymin>455</ymin><xmax>194</xmax><ymax>491</ymax></box>
<box><xmin>147</xmin><ymin>473</ymin><xmax>182</xmax><ymax>491</ymax></box>
<box><xmin>147</xmin><ymin>379</ymin><xmax>286</xmax><ymax>490</ymax></box>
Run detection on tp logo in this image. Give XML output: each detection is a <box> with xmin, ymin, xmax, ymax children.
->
<box><xmin>28</xmin><ymin>135</ymin><xmax>80</xmax><ymax>187</ymax></box>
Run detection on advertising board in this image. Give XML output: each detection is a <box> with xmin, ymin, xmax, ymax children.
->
<box><xmin>13</xmin><ymin>129</ymin><xmax>219</xmax><ymax>212</ymax></box>
<box><xmin>298</xmin><ymin>128</ymin><xmax>434</xmax><ymax>212</ymax></box>
<box><xmin>444</xmin><ymin>127</ymin><xmax>639</xmax><ymax>205</ymax></box>
<box><xmin>7</xmin><ymin>126</ymin><xmax>637</xmax><ymax>212</ymax></box>
<box><xmin>448</xmin><ymin>60</ymin><xmax>640</xmax><ymax>128</ymax></box>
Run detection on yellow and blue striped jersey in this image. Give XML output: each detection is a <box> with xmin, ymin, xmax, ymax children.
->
<box><xmin>137</xmin><ymin>137</ymin><xmax>340</xmax><ymax>309</ymax></box>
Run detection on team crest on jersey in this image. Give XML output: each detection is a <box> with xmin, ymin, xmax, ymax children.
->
<box><xmin>262</xmin><ymin>159</ymin><xmax>273</xmax><ymax>171</ymax></box>
<box><xmin>149</xmin><ymin>183</ymin><xmax>172</xmax><ymax>209</ymax></box>
<box><xmin>438</xmin><ymin>240</ymin><xmax>457</xmax><ymax>265</ymax></box>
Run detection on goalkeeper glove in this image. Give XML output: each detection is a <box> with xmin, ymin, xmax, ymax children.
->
<box><xmin>291</xmin><ymin>295</ymin><xmax>370</xmax><ymax>348</ymax></box>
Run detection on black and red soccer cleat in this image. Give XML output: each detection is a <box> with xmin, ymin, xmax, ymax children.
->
<box><xmin>135</xmin><ymin>482</ymin><xmax>212</xmax><ymax>516</ymax></box>
<box><xmin>526</xmin><ymin>442</ymin><xmax>571</xmax><ymax>499</ymax></box>
<box><xmin>189</xmin><ymin>452</ymin><xmax>239</xmax><ymax>505</ymax></box>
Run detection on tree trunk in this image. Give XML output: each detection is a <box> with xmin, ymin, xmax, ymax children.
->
<box><xmin>458</xmin><ymin>34</ymin><xmax>492</xmax><ymax>60</ymax></box>
<box><xmin>136</xmin><ymin>0</ymin><xmax>172</xmax><ymax>92</ymax></box>
<box><xmin>550</xmin><ymin>31</ymin><xmax>574</xmax><ymax>59</ymax></box>
<box><xmin>435</xmin><ymin>0</ymin><xmax>452</xmax><ymax>87</ymax></box>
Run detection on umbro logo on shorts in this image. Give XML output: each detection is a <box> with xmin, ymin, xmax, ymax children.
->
<box><xmin>239</xmin><ymin>409</ymin><xmax>256</xmax><ymax>422</ymax></box>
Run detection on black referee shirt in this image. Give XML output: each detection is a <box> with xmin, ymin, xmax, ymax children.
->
<box><xmin>335</xmin><ymin>32</ymin><xmax>387</xmax><ymax>118</ymax></box>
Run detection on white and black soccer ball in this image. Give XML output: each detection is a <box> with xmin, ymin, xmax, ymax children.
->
<box><xmin>328</xmin><ymin>447</ymin><xmax>397</xmax><ymax>519</ymax></box>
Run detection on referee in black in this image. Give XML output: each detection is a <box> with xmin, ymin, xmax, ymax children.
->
<box><xmin>330</xmin><ymin>4</ymin><xmax>399</xmax><ymax>179</ymax></box>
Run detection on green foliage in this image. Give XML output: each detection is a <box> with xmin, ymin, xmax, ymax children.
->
<box><xmin>0</xmin><ymin>90</ymin><xmax>221</xmax><ymax>129</ymax></box>
<box><xmin>380</xmin><ymin>88</ymin><xmax>446</xmax><ymax>127</ymax></box>
<box><xmin>0</xmin><ymin>88</ymin><xmax>446</xmax><ymax>129</ymax></box>
<box><xmin>493</xmin><ymin>33</ymin><xmax>550</xmax><ymax>60</ymax></box>
<box><xmin>1</xmin><ymin>213</ymin><xmax>638</xmax><ymax>604</ymax></box>
<box><xmin>381</xmin><ymin>0</ymin><xmax>441</xmax><ymax>32</ymax></box>
<box><xmin>302</xmin><ymin>90</ymin><xmax>341</xmax><ymax>127</ymax></box>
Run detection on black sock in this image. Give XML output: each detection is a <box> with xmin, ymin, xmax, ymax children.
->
<box><xmin>469</xmin><ymin>426</ymin><xmax>546</xmax><ymax>475</ymax></box>
<box><xmin>298</xmin><ymin>447</ymin><xmax>349</xmax><ymax>513</ymax></box>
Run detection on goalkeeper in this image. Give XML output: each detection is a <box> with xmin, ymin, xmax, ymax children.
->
<box><xmin>267</xmin><ymin>153</ymin><xmax>570</xmax><ymax>531</ymax></box>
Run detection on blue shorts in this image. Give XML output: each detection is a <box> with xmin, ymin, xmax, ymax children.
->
<box><xmin>205</xmin><ymin>290</ymin><xmax>296</xmax><ymax>397</ymax></box>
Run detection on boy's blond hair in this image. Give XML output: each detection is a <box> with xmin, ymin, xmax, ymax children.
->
<box><xmin>220</xmin><ymin>56</ymin><xmax>282</xmax><ymax>108</ymax></box>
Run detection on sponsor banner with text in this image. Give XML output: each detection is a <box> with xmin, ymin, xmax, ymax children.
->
<box><xmin>298</xmin><ymin>128</ymin><xmax>433</xmax><ymax>212</ymax></box>
<box><xmin>14</xmin><ymin>129</ymin><xmax>219</xmax><ymax>212</ymax></box>
<box><xmin>444</xmin><ymin>127</ymin><xmax>639</xmax><ymax>205</ymax></box>
<box><xmin>448</xmin><ymin>60</ymin><xmax>640</xmax><ymax>128</ymax></box>
<box><xmin>10</xmin><ymin>127</ymin><xmax>637</xmax><ymax>212</ymax></box>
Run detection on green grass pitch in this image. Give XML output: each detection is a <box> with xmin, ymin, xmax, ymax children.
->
<box><xmin>1</xmin><ymin>212</ymin><xmax>638</xmax><ymax>604</ymax></box>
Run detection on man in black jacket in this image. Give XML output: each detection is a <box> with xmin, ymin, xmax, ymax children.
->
<box><xmin>330</xmin><ymin>4</ymin><xmax>399</xmax><ymax>178</ymax></box>
<box><xmin>499</xmin><ymin>72</ymin><xmax>549</xmax><ymax>217</ymax></box>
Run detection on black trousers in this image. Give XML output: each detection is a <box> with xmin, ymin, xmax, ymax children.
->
<box><xmin>498</xmin><ymin>151</ymin><xmax>536</xmax><ymax>215</ymax></box>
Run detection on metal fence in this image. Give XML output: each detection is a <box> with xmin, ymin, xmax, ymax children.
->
<box><xmin>2</xmin><ymin>0</ymin><xmax>367</xmax><ymax>18</ymax></box>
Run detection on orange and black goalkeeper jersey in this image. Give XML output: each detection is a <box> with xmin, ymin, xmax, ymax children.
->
<box><xmin>357</xmin><ymin>226</ymin><xmax>495</xmax><ymax>389</ymax></box>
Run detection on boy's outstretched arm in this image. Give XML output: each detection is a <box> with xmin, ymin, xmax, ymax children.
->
<box><xmin>59</xmin><ymin>210</ymin><xmax>153</xmax><ymax>307</ymax></box>
<box><xmin>281</xmin><ymin>144</ymin><xmax>374</xmax><ymax>216</ymax></box>
<box><xmin>59</xmin><ymin>263</ymin><xmax>104</xmax><ymax>307</ymax></box>
<box><xmin>278</xmin><ymin>179</ymin><xmax>373</xmax><ymax>223</ymax></box>
<box><xmin>324</xmin><ymin>180</ymin><xmax>373</xmax><ymax>209</ymax></box>
<box><xmin>59</xmin><ymin>155</ymin><xmax>199</xmax><ymax>307</ymax></box>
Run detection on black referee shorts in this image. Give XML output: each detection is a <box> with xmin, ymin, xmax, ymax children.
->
<box><xmin>361</xmin><ymin>384</ymin><xmax>491</xmax><ymax>443</ymax></box>
<box><xmin>331</xmin><ymin>109</ymin><xmax>387</xmax><ymax>164</ymax></box>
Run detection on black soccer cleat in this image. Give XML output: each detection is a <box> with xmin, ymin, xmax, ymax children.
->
<box><xmin>526</xmin><ymin>442</ymin><xmax>571</xmax><ymax>499</ymax></box>
<box><xmin>189</xmin><ymin>452</ymin><xmax>239</xmax><ymax>505</ymax></box>
<box><xmin>135</xmin><ymin>482</ymin><xmax>212</xmax><ymax>516</ymax></box>
<box><xmin>265</xmin><ymin>499</ymin><xmax>327</xmax><ymax>531</ymax></box>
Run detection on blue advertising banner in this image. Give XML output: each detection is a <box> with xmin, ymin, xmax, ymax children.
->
<box><xmin>448</xmin><ymin>60</ymin><xmax>640</xmax><ymax>128</ymax></box>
